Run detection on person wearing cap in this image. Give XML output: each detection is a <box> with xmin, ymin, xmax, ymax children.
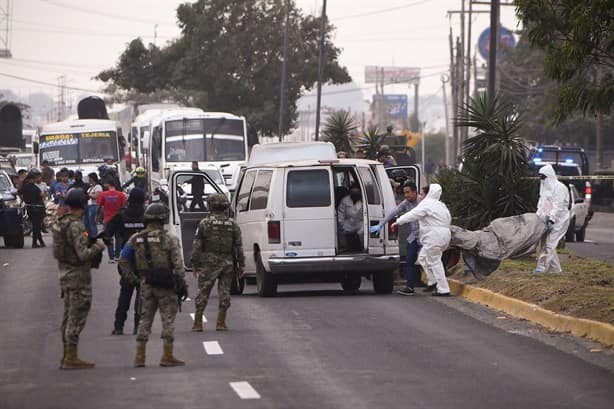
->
<box><xmin>377</xmin><ymin>145</ymin><xmax>397</xmax><ymax>168</ymax></box>
<box><xmin>97</xmin><ymin>178</ymin><xmax>127</xmax><ymax>262</ymax></box>
<box><xmin>105</xmin><ymin>188</ymin><xmax>147</xmax><ymax>335</ymax></box>
<box><xmin>122</xmin><ymin>167</ymin><xmax>148</xmax><ymax>194</ymax></box>
<box><xmin>20</xmin><ymin>169</ymin><xmax>46</xmax><ymax>248</ymax></box>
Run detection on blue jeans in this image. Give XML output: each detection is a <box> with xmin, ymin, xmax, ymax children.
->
<box><xmin>103</xmin><ymin>223</ymin><xmax>123</xmax><ymax>259</ymax></box>
<box><xmin>405</xmin><ymin>240</ymin><xmax>421</xmax><ymax>289</ymax></box>
<box><xmin>84</xmin><ymin>204</ymin><xmax>98</xmax><ymax>238</ymax></box>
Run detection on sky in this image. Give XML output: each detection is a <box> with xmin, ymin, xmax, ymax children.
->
<box><xmin>0</xmin><ymin>0</ymin><xmax>520</xmax><ymax>125</ymax></box>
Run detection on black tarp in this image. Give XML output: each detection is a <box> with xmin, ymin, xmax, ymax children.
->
<box><xmin>0</xmin><ymin>104</ymin><xmax>24</xmax><ymax>149</ymax></box>
<box><xmin>77</xmin><ymin>96</ymin><xmax>109</xmax><ymax>120</ymax></box>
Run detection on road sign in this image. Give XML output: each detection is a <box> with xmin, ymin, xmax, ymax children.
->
<box><xmin>365</xmin><ymin>66</ymin><xmax>421</xmax><ymax>85</ymax></box>
<box><xmin>477</xmin><ymin>26</ymin><xmax>516</xmax><ymax>60</ymax></box>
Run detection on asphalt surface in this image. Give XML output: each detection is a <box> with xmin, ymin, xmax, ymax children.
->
<box><xmin>567</xmin><ymin>211</ymin><xmax>614</xmax><ymax>263</ymax></box>
<box><xmin>1</xmin><ymin>241</ymin><xmax>613</xmax><ymax>409</ymax></box>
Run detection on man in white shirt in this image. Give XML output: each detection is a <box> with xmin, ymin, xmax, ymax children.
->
<box><xmin>337</xmin><ymin>183</ymin><xmax>364</xmax><ymax>252</ymax></box>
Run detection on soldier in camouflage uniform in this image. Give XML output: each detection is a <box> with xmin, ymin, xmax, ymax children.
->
<box><xmin>52</xmin><ymin>188</ymin><xmax>106</xmax><ymax>370</ymax></box>
<box><xmin>191</xmin><ymin>193</ymin><xmax>245</xmax><ymax>332</ymax></box>
<box><xmin>118</xmin><ymin>203</ymin><xmax>188</xmax><ymax>368</ymax></box>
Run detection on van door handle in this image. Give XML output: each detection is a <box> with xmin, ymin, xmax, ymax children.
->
<box><xmin>288</xmin><ymin>241</ymin><xmax>301</xmax><ymax>246</ymax></box>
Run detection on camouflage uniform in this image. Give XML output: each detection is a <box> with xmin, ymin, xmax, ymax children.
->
<box><xmin>191</xmin><ymin>208</ymin><xmax>245</xmax><ymax>316</ymax></box>
<box><xmin>120</xmin><ymin>226</ymin><xmax>185</xmax><ymax>342</ymax></box>
<box><xmin>52</xmin><ymin>214</ymin><xmax>103</xmax><ymax>347</ymax></box>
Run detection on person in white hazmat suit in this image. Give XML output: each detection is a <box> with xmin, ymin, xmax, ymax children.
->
<box><xmin>534</xmin><ymin>164</ymin><xmax>570</xmax><ymax>273</ymax></box>
<box><xmin>392</xmin><ymin>184</ymin><xmax>452</xmax><ymax>296</ymax></box>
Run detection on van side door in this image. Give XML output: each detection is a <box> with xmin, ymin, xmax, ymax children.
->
<box><xmin>170</xmin><ymin>170</ymin><xmax>223</xmax><ymax>269</ymax></box>
<box><xmin>283</xmin><ymin>167</ymin><xmax>336</xmax><ymax>257</ymax></box>
<box><xmin>357</xmin><ymin>165</ymin><xmax>385</xmax><ymax>255</ymax></box>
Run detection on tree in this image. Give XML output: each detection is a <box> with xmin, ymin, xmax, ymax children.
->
<box><xmin>321</xmin><ymin>110</ymin><xmax>357</xmax><ymax>154</ymax></box>
<box><xmin>354</xmin><ymin>125</ymin><xmax>385</xmax><ymax>159</ymax></box>
<box><xmin>437</xmin><ymin>94</ymin><xmax>537</xmax><ymax>229</ymax></box>
<box><xmin>98</xmin><ymin>0</ymin><xmax>351</xmax><ymax>136</ymax></box>
<box><xmin>515</xmin><ymin>0</ymin><xmax>614</xmax><ymax>121</ymax></box>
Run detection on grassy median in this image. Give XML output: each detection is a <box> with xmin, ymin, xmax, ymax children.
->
<box><xmin>449</xmin><ymin>249</ymin><xmax>614</xmax><ymax>325</ymax></box>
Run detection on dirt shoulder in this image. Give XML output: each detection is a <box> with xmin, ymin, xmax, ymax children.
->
<box><xmin>448</xmin><ymin>249</ymin><xmax>614</xmax><ymax>325</ymax></box>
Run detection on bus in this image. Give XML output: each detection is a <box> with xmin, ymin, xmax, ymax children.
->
<box><xmin>143</xmin><ymin>108</ymin><xmax>248</xmax><ymax>193</ymax></box>
<box><xmin>39</xmin><ymin>119</ymin><xmax>124</xmax><ymax>181</ymax></box>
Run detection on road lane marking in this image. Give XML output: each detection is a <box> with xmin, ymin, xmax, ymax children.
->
<box><xmin>189</xmin><ymin>313</ymin><xmax>207</xmax><ymax>323</ymax></box>
<box><xmin>202</xmin><ymin>341</ymin><xmax>224</xmax><ymax>355</ymax></box>
<box><xmin>229</xmin><ymin>382</ymin><xmax>261</xmax><ymax>399</ymax></box>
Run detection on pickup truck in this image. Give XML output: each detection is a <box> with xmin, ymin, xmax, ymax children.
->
<box><xmin>565</xmin><ymin>183</ymin><xmax>592</xmax><ymax>242</ymax></box>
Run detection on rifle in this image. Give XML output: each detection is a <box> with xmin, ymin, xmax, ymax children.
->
<box><xmin>88</xmin><ymin>232</ymin><xmax>112</xmax><ymax>269</ymax></box>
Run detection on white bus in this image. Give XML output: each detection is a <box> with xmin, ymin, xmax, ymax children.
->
<box><xmin>39</xmin><ymin>119</ymin><xmax>124</xmax><ymax>180</ymax></box>
<box><xmin>144</xmin><ymin>108</ymin><xmax>248</xmax><ymax>193</ymax></box>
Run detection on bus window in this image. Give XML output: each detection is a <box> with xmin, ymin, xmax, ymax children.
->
<box><xmin>152</xmin><ymin>126</ymin><xmax>161</xmax><ymax>172</ymax></box>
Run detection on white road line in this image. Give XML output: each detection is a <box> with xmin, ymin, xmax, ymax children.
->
<box><xmin>189</xmin><ymin>313</ymin><xmax>207</xmax><ymax>323</ymax></box>
<box><xmin>202</xmin><ymin>341</ymin><xmax>224</xmax><ymax>355</ymax></box>
<box><xmin>229</xmin><ymin>381</ymin><xmax>261</xmax><ymax>400</ymax></box>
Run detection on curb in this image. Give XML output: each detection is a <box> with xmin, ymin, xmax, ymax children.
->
<box><xmin>448</xmin><ymin>278</ymin><xmax>614</xmax><ymax>347</ymax></box>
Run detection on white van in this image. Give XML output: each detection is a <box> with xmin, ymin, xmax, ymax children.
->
<box><xmin>232</xmin><ymin>142</ymin><xmax>420</xmax><ymax>296</ymax></box>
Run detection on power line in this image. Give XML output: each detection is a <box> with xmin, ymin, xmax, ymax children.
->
<box><xmin>0</xmin><ymin>71</ymin><xmax>101</xmax><ymax>93</ymax></box>
<box><xmin>11</xmin><ymin>26</ymin><xmax>174</xmax><ymax>41</ymax></box>
<box><xmin>39</xmin><ymin>0</ymin><xmax>175</xmax><ymax>27</ymax></box>
<box><xmin>334</xmin><ymin>0</ymin><xmax>434</xmax><ymax>21</ymax></box>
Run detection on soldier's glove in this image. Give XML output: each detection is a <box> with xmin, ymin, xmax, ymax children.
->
<box><xmin>91</xmin><ymin>251</ymin><xmax>103</xmax><ymax>269</ymax></box>
<box><xmin>124</xmin><ymin>271</ymin><xmax>139</xmax><ymax>287</ymax></box>
<box><xmin>175</xmin><ymin>279</ymin><xmax>188</xmax><ymax>302</ymax></box>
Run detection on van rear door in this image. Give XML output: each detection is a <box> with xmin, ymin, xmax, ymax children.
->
<box><xmin>283</xmin><ymin>167</ymin><xmax>336</xmax><ymax>257</ymax></box>
<box><xmin>357</xmin><ymin>165</ymin><xmax>385</xmax><ymax>255</ymax></box>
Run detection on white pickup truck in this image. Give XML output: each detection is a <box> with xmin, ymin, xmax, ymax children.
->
<box><xmin>566</xmin><ymin>183</ymin><xmax>592</xmax><ymax>242</ymax></box>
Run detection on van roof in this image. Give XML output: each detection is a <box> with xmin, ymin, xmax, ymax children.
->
<box><xmin>248</xmin><ymin>142</ymin><xmax>337</xmax><ymax>166</ymax></box>
<box><xmin>41</xmin><ymin>119</ymin><xmax>117</xmax><ymax>134</ymax></box>
<box><xmin>245</xmin><ymin>157</ymin><xmax>381</xmax><ymax>169</ymax></box>
<box><xmin>150</xmin><ymin>109</ymin><xmax>245</xmax><ymax>126</ymax></box>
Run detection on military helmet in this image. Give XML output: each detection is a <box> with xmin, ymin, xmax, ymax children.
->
<box><xmin>64</xmin><ymin>188</ymin><xmax>88</xmax><ymax>210</ymax></box>
<box><xmin>207</xmin><ymin>193</ymin><xmax>229</xmax><ymax>211</ymax></box>
<box><xmin>136</xmin><ymin>166</ymin><xmax>145</xmax><ymax>175</ymax></box>
<box><xmin>144</xmin><ymin>203</ymin><xmax>170</xmax><ymax>223</ymax></box>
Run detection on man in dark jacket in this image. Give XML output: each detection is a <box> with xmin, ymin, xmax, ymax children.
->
<box><xmin>105</xmin><ymin>188</ymin><xmax>146</xmax><ymax>335</ymax></box>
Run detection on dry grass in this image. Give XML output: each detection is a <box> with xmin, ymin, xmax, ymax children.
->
<box><xmin>449</xmin><ymin>249</ymin><xmax>614</xmax><ymax>325</ymax></box>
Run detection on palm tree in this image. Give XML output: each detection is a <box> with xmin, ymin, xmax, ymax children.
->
<box><xmin>437</xmin><ymin>93</ymin><xmax>538</xmax><ymax>229</ymax></box>
<box><xmin>321</xmin><ymin>110</ymin><xmax>358</xmax><ymax>155</ymax></box>
<box><xmin>354</xmin><ymin>125</ymin><xmax>385</xmax><ymax>160</ymax></box>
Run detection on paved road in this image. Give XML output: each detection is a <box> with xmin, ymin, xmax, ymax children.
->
<box><xmin>1</xmin><ymin>244</ymin><xmax>613</xmax><ymax>409</ymax></box>
<box><xmin>567</xmin><ymin>212</ymin><xmax>614</xmax><ymax>263</ymax></box>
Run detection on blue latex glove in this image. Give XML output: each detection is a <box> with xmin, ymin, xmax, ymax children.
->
<box><xmin>369</xmin><ymin>225</ymin><xmax>382</xmax><ymax>235</ymax></box>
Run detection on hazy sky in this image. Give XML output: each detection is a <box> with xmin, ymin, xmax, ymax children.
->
<box><xmin>0</xmin><ymin>0</ymin><xmax>519</xmax><ymax>109</ymax></box>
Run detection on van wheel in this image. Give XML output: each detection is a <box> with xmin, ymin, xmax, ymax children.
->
<box><xmin>565</xmin><ymin>218</ymin><xmax>576</xmax><ymax>242</ymax></box>
<box><xmin>256</xmin><ymin>255</ymin><xmax>277</xmax><ymax>297</ymax></box>
<box><xmin>341</xmin><ymin>274</ymin><xmax>362</xmax><ymax>291</ymax></box>
<box><xmin>576</xmin><ymin>224</ymin><xmax>586</xmax><ymax>242</ymax></box>
<box><xmin>372</xmin><ymin>271</ymin><xmax>393</xmax><ymax>294</ymax></box>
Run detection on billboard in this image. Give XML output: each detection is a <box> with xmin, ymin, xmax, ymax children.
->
<box><xmin>365</xmin><ymin>66</ymin><xmax>421</xmax><ymax>85</ymax></box>
<box><xmin>372</xmin><ymin>94</ymin><xmax>409</xmax><ymax>130</ymax></box>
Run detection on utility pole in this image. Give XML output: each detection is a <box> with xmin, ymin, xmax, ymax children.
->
<box><xmin>449</xmin><ymin>27</ymin><xmax>458</xmax><ymax>164</ymax></box>
<box><xmin>455</xmin><ymin>36</ymin><xmax>463</xmax><ymax>158</ymax></box>
<box><xmin>278</xmin><ymin>0</ymin><xmax>290</xmax><ymax>141</ymax></box>
<box><xmin>153</xmin><ymin>24</ymin><xmax>158</xmax><ymax>46</ymax></box>
<box><xmin>441</xmin><ymin>74</ymin><xmax>451</xmax><ymax>167</ymax></box>
<box><xmin>0</xmin><ymin>0</ymin><xmax>11</xmax><ymax>58</ymax></box>
<box><xmin>487</xmin><ymin>0</ymin><xmax>499</xmax><ymax>97</ymax></box>
<box><xmin>413</xmin><ymin>82</ymin><xmax>419</xmax><ymax>131</ymax></box>
<box><xmin>57</xmin><ymin>76</ymin><xmax>66</xmax><ymax>121</ymax></box>
<box><xmin>465</xmin><ymin>0</ymin><xmax>473</xmax><ymax>120</ymax></box>
<box><xmin>314</xmin><ymin>0</ymin><xmax>327</xmax><ymax>141</ymax></box>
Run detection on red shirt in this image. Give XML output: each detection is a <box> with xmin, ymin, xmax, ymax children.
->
<box><xmin>97</xmin><ymin>190</ymin><xmax>127</xmax><ymax>224</ymax></box>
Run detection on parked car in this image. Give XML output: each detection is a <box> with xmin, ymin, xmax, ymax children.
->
<box><xmin>0</xmin><ymin>170</ymin><xmax>25</xmax><ymax>248</ymax></box>
<box><xmin>231</xmin><ymin>142</ymin><xmax>418</xmax><ymax>297</ymax></box>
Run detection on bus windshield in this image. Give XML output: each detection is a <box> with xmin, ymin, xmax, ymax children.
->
<box><xmin>39</xmin><ymin>131</ymin><xmax>118</xmax><ymax>166</ymax></box>
<box><xmin>165</xmin><ymin>118</ymin><xmax>246</xmax><ymax>162</ymax></box>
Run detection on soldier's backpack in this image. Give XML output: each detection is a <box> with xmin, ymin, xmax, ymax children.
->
<box><xmin>142</xmin><ymin>233</ymin><xmax>175</xmax><ymax>289</ymax></box>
